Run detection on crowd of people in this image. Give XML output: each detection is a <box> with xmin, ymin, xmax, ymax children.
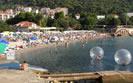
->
<box><xmin>0</xmin><ymin>30</ymin><xmax>111</xmax><ymax>70</ymax></box>
<box><xmin>0</xmin><ymin>30</ymin><xmax>111</xmax><ymax>50</ymax></box>
<box><xmin>0</xmin><ymin>30</ymin><xmax>111</xmax><ymax>60</ymax></box>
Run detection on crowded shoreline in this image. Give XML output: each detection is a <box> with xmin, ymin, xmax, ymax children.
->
<box><xmin>0</xmin><ymin>30</ymin><xmax>111</xmax><ymax>57</ymax></box>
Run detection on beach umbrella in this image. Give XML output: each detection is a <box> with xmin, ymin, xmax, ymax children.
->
<box><xmin>0</xmin><ymin>43</ymin><xmax>8</xmax><ymax>55</ymax></box>
<box><xmin>0</xmin><ymin>40</ymin><xmax>9</xmax><ymax>45</ymax></box>
<box><xmin>30</xmin><ymin>37</ymin><xmax>37</xmax><ymax>40</ymax></box>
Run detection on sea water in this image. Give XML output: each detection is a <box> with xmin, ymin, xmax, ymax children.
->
<box><xmin>16</xmin><ymin>37</ymin><xmax>133</xmax><ymax>74</ymax></box>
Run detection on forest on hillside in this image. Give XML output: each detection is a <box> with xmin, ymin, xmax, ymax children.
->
<box><xmin>0</xmin><ymin>0</ymin><xmax>133</xmax><ymax>15</ymax></box>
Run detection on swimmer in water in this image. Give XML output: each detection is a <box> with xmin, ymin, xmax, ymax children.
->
<box><xmin>65</xmin><ymin>41</ymin><xmax>69</xmax><ymax>48</ymax></box>
<box><xmin>96</xmin><ymin>56</ymin><xmax>101</xmax><ymax>60</ymax></box>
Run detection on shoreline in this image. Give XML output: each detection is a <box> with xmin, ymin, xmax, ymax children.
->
<box><xmin>15</xmin><ymin>33</ymin><xmax>111</xmax><ymax>55</ymax></box>
<box><xmin>15</xmin><ymin>40</ymin><xmax>81</xmax><ymax>55</ymax></box>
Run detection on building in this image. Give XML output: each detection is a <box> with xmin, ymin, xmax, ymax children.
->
<box><xmin>15</xmin><ymin>6</ymin><xmax>32</xmax><ymax>12</ymax></box>
<box><xmin>75</xmin><ymin>13</ymin><xmax>80</xmax><ymax>19</ymax></box>
<box><xmin>32</xmin><ymin>9</ymin><xmax>39</xmax><ymax>14</ymax></box>
<box><xmin>23</xmin><ymin>7</ymin><xmax>32</xmax><ymax>12</ymax></box>
<box><xmin>0</xmin><ymin>11</ymin><xmax>10</xmax><ymax>20</ymax></box>
<box><xmin>54</xmin><ymin>7</ymin><xmax>68</xmax><ymax>16</ymax></box>
<box><xmin>40</xmin><ymin>8</ymin><xmax>51</xmax><ymax>14</ymax></box>
<box><xmin>45</xmin><ymin>14</ymin><xmax>55</xmax><ymax>19</ymax></box>
<box><xmin>97</xmin><ymin>15</ymin><xmax>105</xmax><ymax>19</ymax></box>
<box><xmin>14</xmin><ymin>11</ymin><xmax>20</xmax><ymax>16</ymax></box>
<box><xmin>40</xmin><ymin>7</ymin><xmax>68</xmax><ymax>18</ymax></box>
<box><xmin>5</xmin><ymin>9</ymin><xmax>14</xmax><ymax>15</ymax></box>
<box><xmin>127</xmin><ymin>13</ymin><xmax>133</xmax><ymax>17</ymax></box>
<box><xmin>14</xmin><ymin>21</ymin><xmax>39</xmax><ymax>32</ymax></box>
<box><xmin>114</xmin><ymin>14</ymin><xmax>119</xmax><ymax>18</ymax></box>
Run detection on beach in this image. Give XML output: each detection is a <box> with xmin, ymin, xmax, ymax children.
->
<box><xmin>14</xmin><ymin>32</ymin><xmax>111</xmax><ymax>55</ymax></box>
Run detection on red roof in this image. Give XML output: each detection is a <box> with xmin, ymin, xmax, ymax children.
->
<box><xmin>75</xmin><ymin>13</ymin><xmax>80</xmax><ymax>16</ymax></box>
<box><xmin>0</xmin><ymin>11</ymin><xmax>9</xmax><ymax>15</ymax></box>
<box><xmin>54</xmin><ymin>7</ymin><xmax>65</xmax><ymax>11</ymax></box>
<box><xmin>14</xmin><ymin>21</ymin><xmax>37</xmax><ymax>28</ymax></box>
<box><xmin>46</xmin><ymin>14</ymin><xmax>55</xmax><ymax>16</ymax></box>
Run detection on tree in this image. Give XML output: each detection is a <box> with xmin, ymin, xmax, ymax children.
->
<box><xmin>54</xmin><ymin>12</ymin><xmax>64</xmax><ymax>19</ymax></box>
<box><xmin>7</xmin><ymin>12</ymin><xmax>35</xmax><ymax>25</ymax></box>
<box><xmin>69</xmin><ymin>18</ymin><xmax>81</xmax><ymax>30</ymax></box>
<box><xmin>106</xmin><ymin>15</ymin><xmax>120</xmax><ymax>27</ymax></box>
<box><xmin>0</xmin><ymin>0</ymin><xmax>133</xmax><ymax>15</ymax></box>
<box><xmin>7</xmin><ymin>12</ymin><xmax>47</xmax><ymax>27</ymax></box>
<box><xmin>52</xmin><ymin>17</ymin><xmax>69</xmax><ymax>30</ymax></box>
<box><xmin>119</xmin><ymin>13</ymin><xmax>128</xmax><ymax>25</ymax></box>
<box><xmin>35</xmin><ymin>13</ymin><xmax>46</xmax><ymax>27</ymax></box>
<box><xmin>46</xmin><ymin>17</ymin><xmax>54</xmax><ymax>27</ymax></box>
<box><xmin>97</xmin><ymin>19</ymin><xmax>106</xmax><ymax>25</ymax></box>
<box><xmin>129</xmin><ymin>16</ymin><xmax>133</xmax><ymax>25</ymax></box>
<box><xmin>0</xmin><ymin>20</ymin><xmax>15</xmax><ymax>32</ymax></box>
<box><xmin>80</xmin><ymin>12</ymin><xmax>97</xmax><ymax>30</ymax></box>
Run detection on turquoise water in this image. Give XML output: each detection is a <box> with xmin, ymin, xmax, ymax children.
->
<box><xmin>16</xmin><ymin>37</ymin><xmax>133</xmax><ymax>74</ymax></box>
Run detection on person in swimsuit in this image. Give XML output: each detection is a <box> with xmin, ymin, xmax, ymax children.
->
<box><xmin>20</xmin><ymin>61</ymin><xmax>29</xmax><ymax>70</ymax></box>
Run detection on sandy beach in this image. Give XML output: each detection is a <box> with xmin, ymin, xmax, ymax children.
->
<box><xmin>15</xmin><ymin>33</ymin><xmax>111</xmax><ymax>56</ymax></box>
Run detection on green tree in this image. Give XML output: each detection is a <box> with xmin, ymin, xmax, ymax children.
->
<box><xmin>7</xmin><ymin>12</ymin><xmax>47</xmax><ymax>27</ymax></box>
<box><xmin>106</xmin><ymin>15</ymin><xmax>120</xmax><ymax>27</ymax></box>
<box><xmin>7</xmin><ymin>12</ymin><xmax>35</xmax><ymax>25</ymax></box>
<box><xmin>54</xmin><ymin>12</ymin><xmax>64</xmax><ymax>19</ymax></box>
<box><xmin>53</xmin><ymin>17</ymin><xmax>69</xmax><ymax>30</ymax></box>
<box><xmin>35</xmin><ymin>13</ymin><xmax>46</xmax><ymax>27</ymax></box>
<box><xmin>119</xmin><ymin>13</ymin><xmax>127</xmax><ymax>25</ymax></box>
<box><xmin>46</xmin><ymin>17</ymin><xmax>54</xmax><ymax>27</ymax></box>
<box><xmin>69</xmin><ymin>18</ymin><xmax>81</xmax><ymax>30</ymax></box>
<box><xmin>80</xmin><ymin>12</ymin><xmax>97</xmax><ymax>30</ymax></box>
<box><xmin>0</xmin><ymin>20</ymin><xmax>15</xmax><ymax>32</ymax></box>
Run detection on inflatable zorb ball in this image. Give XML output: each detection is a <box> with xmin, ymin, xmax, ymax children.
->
<box><xmin>90</xmin><ymin>46</ymin><xmax>104</xmax><ymax>59</ymax></box>
<box><xmin>114</xmin><ymin>49</ymin><xmax>132</xmax><ymax>65</ymax></box>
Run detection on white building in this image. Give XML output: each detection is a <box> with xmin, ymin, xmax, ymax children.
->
<box><xmin>15</xmin><ymin>6</ymin><xmax>32</xmax><ymax>12</ymax></box>
<box><xmin>40</xmin><ymin>8</ymin><xmax>51</xmax><ymax>14</ymax></box>
<box><xmin>97</xmin><ymin>15</ymin><xmax>105</xmax><ymax>19</ymax></box>
<box><xmin>14</xmin><ymin>21</ymin><xmax>39</xmax><ymax>32</ymax></box>
<box><xmin>23</xmin><ymin>7</ymin><xmax>32</xmax><ymax>12</ymax></box>
<box><xmin>40</xmin><ymin>7</ymin><xmax>68</xmax><ymax>17</ymax></box>
<box><xmin>127</xmin><ymin>13</ymin><xmax>133</xmax><ymax>17</ymax></box>
<box><xmin>75</xmin><ymin>13</ymin><xmax>80</xmax><ymax>19</ymax></box>
<box><xmin>0</xmin><ymin>11</ymin><xmax>10</xmax><ymax>20</ymax></box>
<box><xmin>114</xmin><ymin>14</ymin><xmax>119</xmax><ymax>18</ymax></box>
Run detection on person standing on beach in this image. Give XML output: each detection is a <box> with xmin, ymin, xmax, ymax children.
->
<box><xmin>20</xmin><ymin>61</ymin><xmax>29</xmax><ymax>70</ymax></box>
<box><xmin>65</xmin><ymin>41</ymin><xmax>69</xmax><ymax>48</ymax></box>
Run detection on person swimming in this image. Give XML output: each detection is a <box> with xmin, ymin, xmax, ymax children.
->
<box><xmin>96</xmin><ymin>56</ymin><xmax>101</xmax><ymax>60</ymax></box>
<box><xmin>65</xmin><ymin>41</ymin><xmax>69</xmax><ymax>48</ymax></box>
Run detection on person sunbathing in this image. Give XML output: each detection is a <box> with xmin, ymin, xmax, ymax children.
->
<box><xmin>20</xmin><ymin>61</ymin><xmax>29</xmax><ymax>70</ymax></box>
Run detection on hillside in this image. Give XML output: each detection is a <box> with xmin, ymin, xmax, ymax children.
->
<box><xmin>0</xmin><ymin>0</ymin><xmax>133</xmax><ymax>14</ymax></box>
